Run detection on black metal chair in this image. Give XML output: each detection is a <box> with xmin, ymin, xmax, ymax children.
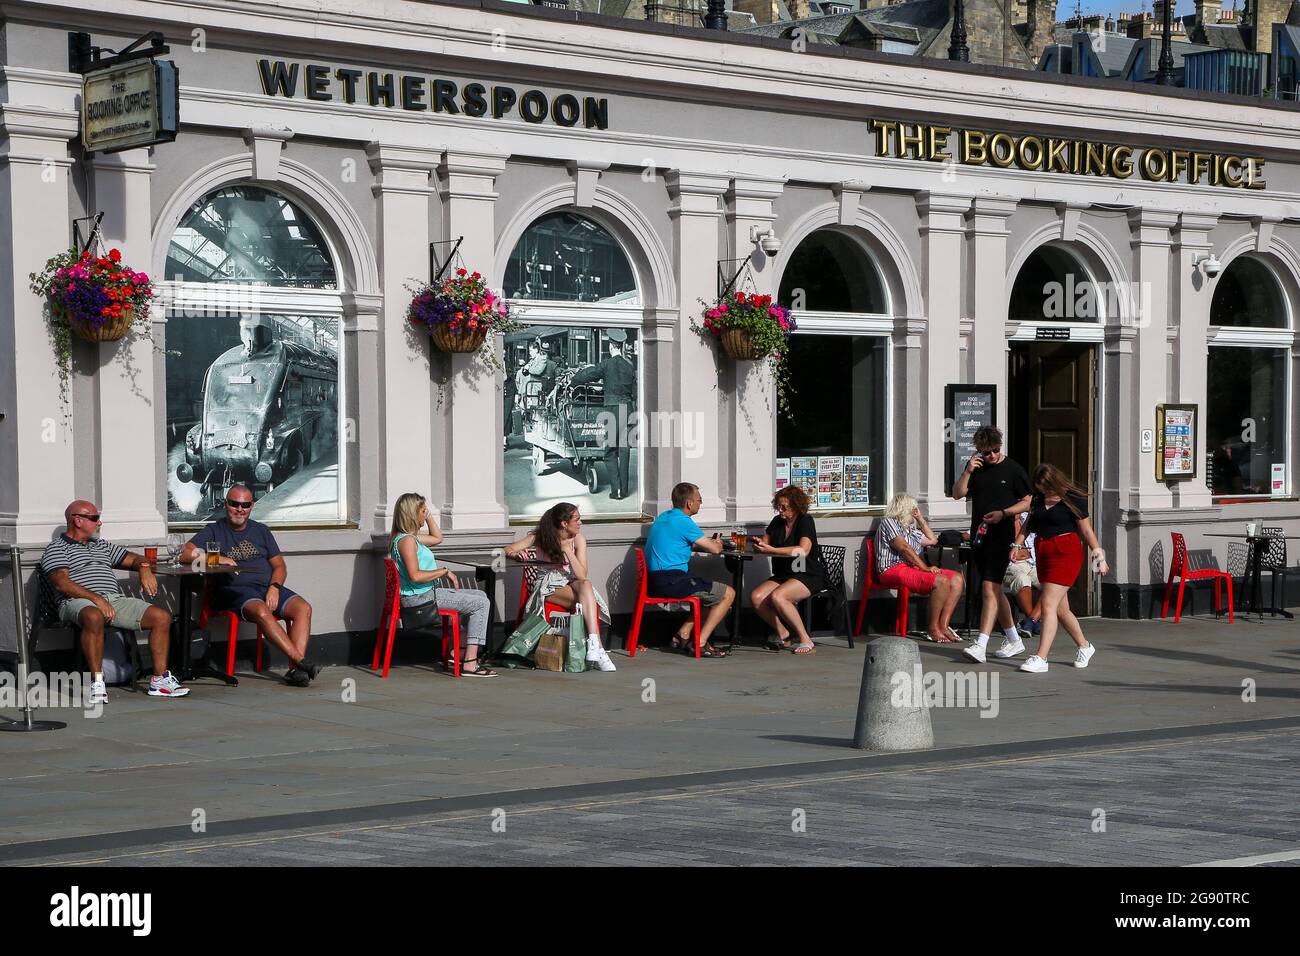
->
<box><xmin>1261</xmin><ymin>528</ymin><xmax>1290</xmax><ymax>613</ymax></box>
<box><xmin>799</xmin><ymin>544</ymin><xmax>854</xmax><ymax>648</ymax></box>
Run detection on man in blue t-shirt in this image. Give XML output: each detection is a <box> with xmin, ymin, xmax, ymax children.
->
<box><xmin>642</xmin><ymin>482</ymin><xmax>734</xmax><ymax>657</ymax></box>
<box><xmin>180</xmin><ymin>485</ymin><xmax>320</xmax><ymax>687</ymax></box>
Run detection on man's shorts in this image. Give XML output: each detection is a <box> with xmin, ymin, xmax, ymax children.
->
<box><xmin>59</xmin><ymin>594</ymin><xmax>155</xmax><ymax>631</ymax></box>
<box><xmin>647</xmin><ymin>571</ymin><xmax>729</xmax><ymax>606</ymax></box>
<box><xmin>217</xmin><ymin>585</ymin><xmax>304</xmax><ymax>619</ymax></box>
<box><xmin>1003</xmin><ymin>561</ymin><xmax>1040</xmax><ymax>594</ymax></box>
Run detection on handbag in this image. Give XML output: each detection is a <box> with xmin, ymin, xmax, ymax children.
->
<box><xmin>497</xmin><ymin>609</ymin><xmax>549</xmax><ymax>668</ymax></box>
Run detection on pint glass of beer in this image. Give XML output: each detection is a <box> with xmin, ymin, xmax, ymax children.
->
<box><xmin>206</xmin><ymin>542</ymin><xmax>221</xmax><ymax>568</ymax></box>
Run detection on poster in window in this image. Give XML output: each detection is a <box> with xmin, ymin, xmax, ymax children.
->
<box><xmin>1155</xmin><ymin>404</ymin><xmax>1197</xmax><ymax>481</ymax></box>
<box><xmin>789</xmin><ymin>456</ymin><xmax>818</xmax><ymax>498</ymax></box>
<box><xmin>166</xmin><ymin>314</ymin><xmax>342</xmax><ymax>524</ymax></box>
<box><xmin>1271</xmin><ymin>463</ymin><xmax>1286</xmax><ymax>495</ymax></box>
<box><xmin>816</xmin><ymin>456</ymin><xmax>843</xmax><ymax>508</ymax></box>
<box><xmin>775</xmin><ymin>458</ymin><xmax>790</xmax><ymax>491</ymax></box>
<box><xmin>845</xmin><ymin>456</ymin><xmax>871</xmax><ymax>506</ymax></box>
<box><xmin>504</xmin><ymin>324</ymin><xmax>640</xmax><ymax>519</ymax></box>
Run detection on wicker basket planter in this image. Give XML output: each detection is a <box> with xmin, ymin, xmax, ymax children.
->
<box><xmin>59</xmin><ymin>303</ymin><xmax>135</xmax><ymax>343</ymax></box>
<box><xmin>429</xmin><ymin>325</ymin><xmax>488</xmax><ymax>354</ymax></box>
<box><xmin>719</xmin><ymin>327</ymin><xmax>765</xmax><ymax>361</ymax></box>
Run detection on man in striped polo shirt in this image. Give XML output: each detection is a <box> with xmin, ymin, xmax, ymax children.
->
<box><xmin>40</xmin><ymin>500</ymin><xmax>189</xmax><ymax>704</ymax></box>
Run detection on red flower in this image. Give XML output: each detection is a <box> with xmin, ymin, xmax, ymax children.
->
<box><xmin>108</xmin><ymin>249</ymin><xmax>122</xmax><ymax>263</ymax></box>
<box><xmin>456</xmin><ymin>268</ymin><xmax>468</xmax><ymax>276</ymax></box>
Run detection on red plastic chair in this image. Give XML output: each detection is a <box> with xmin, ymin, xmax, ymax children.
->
<box><xmin>516</xmin><ymin>561</ymin><xmax>569</xmax><ymax>631</ymax></box>
<box><xmin>853</xmin><ymin>539</ymin><xmax>911</xmax><ymax>637</ymax></box>
<box><xmin>1162</xmin><ymin>532</ymin><xmax>1234</xmax><ymax>624</ymax></box>
<box><xmin>372</xmin><ymin>558</ymin><xmax>463</xmax><ymax>678</ymax></box>
<box><xmin>625</xmin><ymin>547</ymin><xmax>701</xmax><ymax>658</ymax></box>
<box><xmin>199</xmin><ymin>582</ymin><xmax>263</xmax><ymax>677</ymax></box>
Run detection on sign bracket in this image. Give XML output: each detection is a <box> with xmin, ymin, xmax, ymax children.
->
<box><xmin>716</xmin><ymin>258</ymin><xmax>750</xmax><ymax>300</ymax></box>
<box><xmin>429</xmin><ymin>237</ymin><xmax>465</xmax><ymax>284</ymax></box>
<box><xmin>72</xmin><ymin>212</ymin><xmax>104</xmax><ymax>255</ymax></box>
<box><xmin>68</xmin><ymin>31</ymin><xmax>170</xmax><ymax>74</ymax></box>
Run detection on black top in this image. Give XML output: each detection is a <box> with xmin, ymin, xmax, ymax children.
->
<box><xmin>965</xmin><ymin>456</ymin><xmax>1032</xmax><ymax>534</ymax></box>
<box><xmin>571</xmin><ymin>354</ymin><xmax>636</xmax><ymax>404</ymax></box>
<box><xmin>1024</xmin><ymin>493</ymin><xmax>1089</xmax><ymax>541</ymax></box>
<box><xmin>766</xmin><ymin>513</ymin><xmax>827</xmax><ymax>580</ymax></box>
<box><xmin>189</xmin><ymin>518</ymin><xmax>281</xmax><ymax>593</ymax></box>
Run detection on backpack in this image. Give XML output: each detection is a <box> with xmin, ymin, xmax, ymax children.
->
<box><xmin>101</xmin><ymin>629</ymin><xmax>136</xmax><ymax>686</ymax></box>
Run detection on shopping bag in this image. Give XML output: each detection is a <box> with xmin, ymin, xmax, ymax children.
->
<box><xmin>498</xmin><ymin>610</ymin><xmax>548</xmax><ymax>668</ymax></box>
<box><xmin>534</xmin><ymin>630</ymin><xmax>566</xmax><ymax>672</ymax></box>
<box><xmin>564</xmin><ymin>604</ymin><xmax>589</xmax><ymax>673</ymax></box>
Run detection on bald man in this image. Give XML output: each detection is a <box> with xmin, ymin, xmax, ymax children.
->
<box><xmin>40</xmin><ymin>500</ymin><xmax>189</xmax><ymax>704</ymax></box>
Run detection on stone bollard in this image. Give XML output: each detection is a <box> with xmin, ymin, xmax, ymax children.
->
<box><xmin>852</xmin><ymin>635</ymin><xmax>934</xmax><ymax>751</ymax></box>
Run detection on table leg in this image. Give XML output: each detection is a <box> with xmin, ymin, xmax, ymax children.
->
<box><xmin>478</xmin><ymin>567</ymin><xmax>504</xmax><ymax>656</ymax></box>
<box><xmin>727</xmin><ymin>556</ymin><xmax>744</xmax><ymax>646</ymax></box>
<box><xmin>174</xmin><ymin>579</ymin><xmax>239</xmax><ymax>686</ymax></box>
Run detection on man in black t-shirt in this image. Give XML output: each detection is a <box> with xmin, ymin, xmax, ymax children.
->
<box><xmin>951</xmin><ymin>426</ymin><xmax>1032</xmax><ymax>664</ymax></box>
<box><xmin>180</xmin><ymin>484</ymin><xmax>320</xmax><ymax>687</ymax></box>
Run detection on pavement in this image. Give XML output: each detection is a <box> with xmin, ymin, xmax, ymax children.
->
<box><xmin>2</xmin><ymin>609</ymin><xmax>1297</xmax><ymax>865</ymax></box>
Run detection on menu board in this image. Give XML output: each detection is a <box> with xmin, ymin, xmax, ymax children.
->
<box><xmin>845</xmin><ymin>456</ymin><xmax>871</xmax><ymax>506</ymax></box>
<box><xmin>774</xmin><ymin>458</ymin><xmax>790</xmax><ymax>491</ymax></box>
<box><xmin>945</xmin><ymin>384</ymin><xmax>997</xmax><ymax>493</ymax></box>
<box><xmin>790</xmin><ymin>456</ymin><xmax>818</xmax><ymax>499</ymax></box>
<box><xmin>1155</xmin><ymin>404</ymin><xmax>1197</xmax><ymax>481</ymax></box>
<box><xmin>817</xmin><ymin>456</ymin><xmax>844</xmax><ymax>508</ymax></box>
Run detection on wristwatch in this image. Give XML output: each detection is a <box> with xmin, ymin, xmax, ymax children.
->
<box><xmin>268</xmin><ymin>582</ymin><xmax>281</xmax><ymax>591</ymax></box>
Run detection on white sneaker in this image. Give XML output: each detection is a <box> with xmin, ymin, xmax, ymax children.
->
<box><xmin>962</xmin><ymin>642</ymin><xmax>987</xmax><ymax>664</ymax></box>
<box><xmin>1074</xmin><ymin>643</ymin><xmax>1096</xmax><ymax>668</ymax></box>
<box><xmin>147</xmin><ymin>671</ymin><xmax>190</xmax><ymax>698</ymax></box>
<box><xmin>994</xmin><ymin>635</ymin><xmax>1025</xmax><ymax>659</ymax></box>
<box><xmin>585</xmin><ymin>635</ymin><xmax>604</xmax><ymax>662</ymax></box>
<box><xmin>88</xmin><ymin>680</ymin><xmax>109</xmax><ymax>705</ymax></box>
<box><xmin>594</xmin><ymin>649</ymin><xmax>617</xmax><ymax>672</ymax></box>
<box><xmin>1019</xmin><ymin>655</ymin><xmax>1049</xmax><ymax>673</ymax></box>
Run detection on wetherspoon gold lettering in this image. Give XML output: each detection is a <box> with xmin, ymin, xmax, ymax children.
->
<box><xmin>869</xmin><ymin>120</ymin><xmax>1265</xmax><ymax>189</ymax></box>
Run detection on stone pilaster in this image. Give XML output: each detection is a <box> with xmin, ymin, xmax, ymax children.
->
<box><xmin>966</xmin><ymin>197</ymin><xmax>1017</xmax><ymax>437</ymax></box>
<box><xmin>1171</xmin><ymin>212</ymin><xmax>1219</xmax><ymax>510</ymax></box>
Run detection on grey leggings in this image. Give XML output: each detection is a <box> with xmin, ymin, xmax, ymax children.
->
<box><xmin>401</xmin><ymin>587</ymin><xmax>491</xmax><ymax>646</ymax></box>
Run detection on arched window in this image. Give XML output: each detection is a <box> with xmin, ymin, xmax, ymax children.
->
<box><xmin>502</xmin><ymin>211</ymin><xmax>642</xmax><ymax>519</ymax></box>
<box><xmin>1207</xmin><ymin>255</ymin><xmax>1291</xmax><ymax>497</ymax></box>
<box><xmin>163</xmin><ymin>185</ymin><xmax>345</xmax><ymax>526</ymax></box>
<box><xmin>1009</xmin><ymin>246</ymin><xmax>1103</xmax><ymax>323</ymax></box>
<box><xmin>504</xmin><ymin>211</ymin><xmax>637</xmax><ymax>304</ymax></box>
<box><xmin>166</xmin><ymin>185</ymin><xmax>337</xmax><ymax>288</ymax></box>
<box><xmin>776</xmin><ymin>228</ymin><xmax>891</xmax><ymax>509</ymax></box>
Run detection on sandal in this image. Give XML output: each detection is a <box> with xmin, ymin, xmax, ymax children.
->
<box><xmin>670</xmin><ymin>633</ymin><xmax>693</xmax><ymax>654</ymax></box>
<box><xmin>766</xmin><ymin>635</ymin><xmax>794</xmax><ymax>651</ymax></box>
<box><xmin>792</xmin><ymin>642</ymin><xmax>817</xmax><ymax>655</ymax></box>
<box><xmin>460</xmin><ymin>660</ymin><xmax>498</xmax><ymax>678</ymax></box>
<box><xmin>699</xmin><ymin>643</ymin><xmax>730</xmax><ymax>658</ymax></box>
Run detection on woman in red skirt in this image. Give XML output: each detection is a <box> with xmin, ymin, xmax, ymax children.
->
<box><xmin>1012</xmin><ymin>464</ymin><xmax>1109</xmax><ymax>673</ymax></box>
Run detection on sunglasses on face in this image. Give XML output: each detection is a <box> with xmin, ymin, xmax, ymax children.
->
<box><xmin>75</xmin><ymin>513</ymin><xmax>101</xmax><ymax>523</ymax></box>
<box><xmin>226</xmin><ymin>500</ymin><xmax>253</xmax><ymax>510</ymax></box>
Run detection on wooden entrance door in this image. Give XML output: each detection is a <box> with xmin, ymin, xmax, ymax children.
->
<box><xmin>1008</xmin><ymin>341</ymin><xmax>1096</xmax><ymax>615</ymax></box>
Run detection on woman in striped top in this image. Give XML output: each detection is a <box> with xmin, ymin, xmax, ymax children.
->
<box><xmin>874</xmin><ymin>494</ymin><xmax>964</xmax><ymax>643</ymax></box>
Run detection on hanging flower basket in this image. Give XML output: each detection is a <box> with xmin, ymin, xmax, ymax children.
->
<box><xmin>691</xmin><ymin>291</ymin><xmax>797</xmax><ymax>412</ymax></box>
<box><xmin>406</xmin><ymin>268</ymin><xmax>520</xmax><ymax>371</ymax></box>
<box><xmin>59</xmin><ymin>301</ymin><xmax>136</xmax><ymax>343</ymax></box>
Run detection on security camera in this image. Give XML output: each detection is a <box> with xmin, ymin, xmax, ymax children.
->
<box><xmin>1195</xmin><ymin>252</ymin><xmax>1222</xmax><ymax>278</ymax></box>
<box><xmin>751</xmin><ymin>225</ymin><xmax>781</xmax><ymax>258</ymax></box>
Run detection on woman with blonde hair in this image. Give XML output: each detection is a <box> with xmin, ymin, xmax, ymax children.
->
<box><xmin>390</xmin><ymin>493</ymin><xmax>496</xmax><ymax>677</ymax></box>
<box><xmin>1012</xmin><ymin>464</ymin><xmax>1108</xmax><ymax>673</ymax></box>
<box><xmin>873</xmin><ymin>493</ymin><xmax>964</xmax><ymax>644</ymax></box>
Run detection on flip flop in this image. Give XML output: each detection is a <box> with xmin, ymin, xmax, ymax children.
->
<box><xmin>460</xmin><ymin>661</ymin><xmax>498</xmax><ymax>678</ymax></box>
<box><xmin>766</xmin><ymin>636</ymin><xmax>794</xmax><ymax>651</ymax></box>
<box><xmin>792</xmin><ymin>642</ymin><xmax>816</xmax><ymax>655</ymax></box>
<box><xmin>699</xmin><ymin>643</ymin><xmax>730</xmax><ymax>658</ymax></box>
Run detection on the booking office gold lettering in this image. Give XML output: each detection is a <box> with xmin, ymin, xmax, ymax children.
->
<box><xmin>868</xmin><ymin>120</ymin><xmax>1265</xmax><ymax>189</ymax></box>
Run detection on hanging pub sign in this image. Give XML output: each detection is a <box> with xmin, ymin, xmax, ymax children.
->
<box><xmin>1155</xmin><ymin>404</ymin><xmax>1198</xmax><ymax>482</ymax></box>
<box><xmin>82</xmin><ymin>58</ymin><xmax>179</xmax><ymax>154</ymax></box>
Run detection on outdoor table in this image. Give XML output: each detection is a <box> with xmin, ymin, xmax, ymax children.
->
<box><xmin>699</xmin><ymin>545</ymin><xmax>755</xmax><ymax>647</ymax></box>
<box><xmin>1204</xmin><ymin>533</ymin><xmax>1299</xmax><ymax>620</ymax></box>
<box><xmin>925</xmin><ymin>541</ymin><xmax>976</xmax><ymax>639</ymax></box>
<box><xmin>151</xmin><ymin>562</ymin><xmax>242</xmax><ymax>685</ymax></box>
<box><xmin>439</xmin><ymin>550</ymin><xmax>567</xmax><ymax>655</ymax></box>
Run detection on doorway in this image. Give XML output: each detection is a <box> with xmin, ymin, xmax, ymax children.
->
<box><xmin>1008</xmin><ymin>340</ymin><xmax>1097</xmax><ymax>616</ymax></box>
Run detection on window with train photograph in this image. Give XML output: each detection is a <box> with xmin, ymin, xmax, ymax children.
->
<box><xmin>164</xmin><ymin>186</ymin><xmax>345</xmax><ymax>526</ymax></box>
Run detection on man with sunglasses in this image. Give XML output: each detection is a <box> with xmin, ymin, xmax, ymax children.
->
<box><xmin>40</xmin><ymin>500</ymin><xmax>189</xmax><ymax>704</ymax></box>
<box><xmin>181</xmin><ymin>486</ymin><xmax>320</xmax><ymax>687</ymax></box>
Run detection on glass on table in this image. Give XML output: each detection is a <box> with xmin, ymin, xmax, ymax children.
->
<box><xmin>205</xmin><ymin>541</ymin><xmax>221</xmax><ymax>568</ymax></box>
<box><xmin>143</xmin><ymin>546</ymin><xmax>158</xmax><ymax>564</ymax></box>
<box><xmin>166</xmin><ymin>533</ymin><xmax>184</xmax><ymax>564</ymax></box>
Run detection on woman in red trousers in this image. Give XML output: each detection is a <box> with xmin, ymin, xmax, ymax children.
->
<box><xmin>1012</xmin><ymin>464</ymin><xmax>1109</xmax><ymax>673</ymax></box>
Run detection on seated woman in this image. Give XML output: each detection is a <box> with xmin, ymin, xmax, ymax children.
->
<box><xmin>504</xmin><ymin>502</ymin><xmax>616</xmax><ymax>672</ymax></box>
<box><xmin>751</xmin><ymin>485</ymin><xmax>829</xmax><ymax>656</ymax></box>
<box><xmin>390</xmin><ymin>493</ymin><xmax>496</xmax><ymax>677</ymax></box>
<box><xmin>874</xmin><ymin>494</ymin><xmax>964</xmax><ymax>644</ymax></box>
